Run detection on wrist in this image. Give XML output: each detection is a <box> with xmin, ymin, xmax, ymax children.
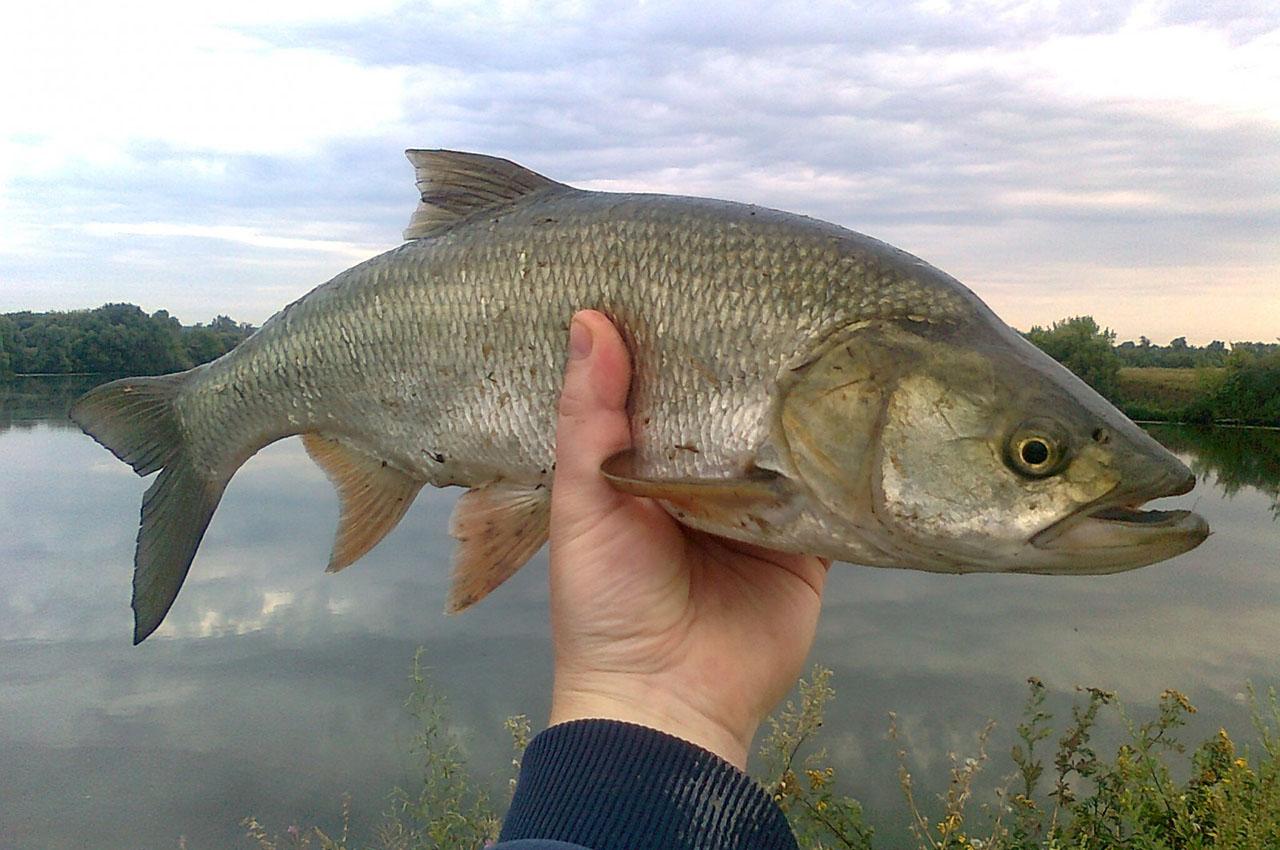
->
<box><xmin>550</xmin><ymin>671</ymin><xmax>754</xmax><ymax>770</ymax></box>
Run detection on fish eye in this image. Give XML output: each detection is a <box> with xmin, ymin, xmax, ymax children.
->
<box><xmin>1021</xmin><ymin>439</ymin><xmax>1050</xmax><ymax>465</ymax></box>
<box><xmin>1006</xmin><ymin>423</ymin><xmax>1067</xmax><ymax>478</ymax></box>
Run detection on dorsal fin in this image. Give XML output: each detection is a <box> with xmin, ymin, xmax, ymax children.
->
<box><xmin>403</xmin><ymin>150</ymin><xmax>566</xmax><ymax>240</ymax></box>
<box><xmin>301</xmin><ymin>433</ymin><xmax>425</xmax><ymax>572</ymax></box>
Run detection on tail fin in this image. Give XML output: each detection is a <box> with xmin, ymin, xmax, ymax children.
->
<box><xmin>71</xmin><ymin>373</ymin><xmax>228</xmax><ymax>644</ymax></box>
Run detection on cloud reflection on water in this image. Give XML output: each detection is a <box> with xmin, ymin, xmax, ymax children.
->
<box><xmin>1</xmin><ymin>393</ymin><xmax>1277</xmax><ymax>849</ymax></box>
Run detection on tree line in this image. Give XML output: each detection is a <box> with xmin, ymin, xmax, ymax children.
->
<box><xmin>1025</xmin><ymin>316</ymin><xmax>1280</xmax><ymax>426</ymax></box>
<box><xmin>0</xmin><ymin>304</ymin><xmax>255</xmax><ymax>377</ymax></box>
<box><xmin>2</xmin><ymin>305</ymin><xmax>1275</xmax><ymax>425</ymax></box>
<box><xmin>1116</xmin><ymin>336</ymin><xmax>1279</xmax><ymax>369</ymax></box>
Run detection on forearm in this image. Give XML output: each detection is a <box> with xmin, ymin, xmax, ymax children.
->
<box><xmin>493</xmin><ymin>719</ymin><xmax>798</xmax><ymax>850</ymax></box>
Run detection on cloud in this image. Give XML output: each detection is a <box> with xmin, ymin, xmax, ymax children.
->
<box><xmin>83</xmin><ymin>222</ymin><xmax>381</xmax><ymax>259</ymax></box>
<box><xmin>0</xmin><ymin>1</ymin><xmax>1276</xmax><ymax>342</ymax></box>
<box><xmin>0</xmin><ymin>4</ymin><xmax>407</xmax><ymax>161</ymax></box>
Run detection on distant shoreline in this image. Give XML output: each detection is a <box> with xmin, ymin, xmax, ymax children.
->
<box><xmin>5</xmin><ymin>306</ymin><xmax>1277</xmax><ymax>427</ymax></box>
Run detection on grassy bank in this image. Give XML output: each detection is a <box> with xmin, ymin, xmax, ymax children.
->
<box><xmin>1023</xmin><ymin>317</ymin><xmax>1279</xmax><ymax>427</ymax></box>
<box><xmin>243</xmin><ymin>664</ymin><xmax>1280</xmax><ymax>850</ymax></box>
<box><xmin>1114</xmin><ymin>366</ymin><xmax>1239</xmax><ymax>424</ymax></box>
<box><xmin>1114</xmin><ymin>359</ymin><xmax>1280</xmax><ymax>427</ymax></box>
<box><xmin>1117</xmin><ymin>367</ymin><xmax>1224</xmax><ymax>415</ymax></box>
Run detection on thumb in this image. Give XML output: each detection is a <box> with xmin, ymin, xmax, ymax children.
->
<box><xmin>551</xmin><ymin>311</ymin><xmax>634</xmax><ymax>526</ymax></box>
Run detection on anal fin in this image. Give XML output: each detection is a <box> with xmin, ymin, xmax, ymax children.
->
<box><xmin>302</xmin><ymin>433</ymin><xmax>425</xmax><ymax>572</ymax></box>
<box><xmin>447</xmin><ymin>481</ymin><xmax>551</xmax><ymax>613</ymax></box>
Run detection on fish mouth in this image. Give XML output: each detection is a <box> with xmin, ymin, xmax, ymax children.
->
<box><xmin>1086</xmin><ymin>505</ymin><xmax>1196</xmax><ymax>526</ymax></box>
<box><xmin>1027</xmin><ymin>468</ymin><xmax>1209</xmax><ymax>573</ymax></box>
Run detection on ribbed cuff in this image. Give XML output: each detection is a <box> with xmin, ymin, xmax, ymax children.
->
<box><xmin>498</xmin><ymin>719</ymin><xmax>797</xmax><ymax>850</ymax></box>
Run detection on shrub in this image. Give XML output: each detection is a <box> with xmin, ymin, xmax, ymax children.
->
<box><xmin>243</xmin><ymin>663</ymin><xmax>1280</xmax><ymax>850</ymax></box>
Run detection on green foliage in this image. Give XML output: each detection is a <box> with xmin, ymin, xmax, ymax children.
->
<box><xmin>241</xmin><ymin>650</ymin><xmax>517</xmax><ymax>850</ymax></box>
<box><xmin>182</xmin><ymin>314</ymin><xmax>257</xmax><ymax>368</ymax></box>
<box><xmin>0</xmin><ymin>315</ymin><xmax>15</xmax><ymax>375</ymax></box>
<box><xmin>1145</xmin><ymin>424</ymin><xmax>1280</xmax><ymax>519</ymax></box>
<box><xmin>374</xmin><ymin>651</ymin><xmax>502</xmax><ymax>849</ymax></box>
<box><xmin>1115</xmin><ymin>337</ymin><xmax>1277</xmax><ymax>370</ymax></box>
<box><xmin>892</xmin><ymin>712</ymin><xmax>998</xmax><ymax>850</ymax></box>
<box><xmin>1023</xmin><ymin>317</ymin><xmax>1279</xmax><ymax>426</ymax></box>
<box><xmin>1024</xmin><ymin>317</ymin><xmax>1122</xmax><ymax>400</ymax></box>
<box><xmin>0</xmin><ymin>304</ymin><xmax>254</xmax><ymax>377</ymax></box>
<box><xmin>760</xmin><ymin>667</ymin><xmax>875</xmax><ymax>849</ymax></box>
<box><xmin>1008</xmin><ymin>677</ymin><xmax>1053</xmax><ymax>841</ymax></box>
<box><xmin>0</xmin><ymin>375</ymin><xmax>102</xmax><ymax>434</ymax></box>
<box><xmin>503</xmin><ymin>714</ymin><xmax>532</xmax><ymax>800</ymax></box>
<box><xmin>1117</xmin><ymin>367</ymin><xmax>1225</xmax><ymax>419</ymax></box>
<box><xmin>8</xmin><ymin>302</ymin><xmax>1271</xmax><ymax>423</ymax></box>
<box><xmin>886</xmin><ymin>679</ymin><xmax>1280</xmax><ymax>850</ymax></box>
<box><xmin>1122</xmin><ymin>353</ymin><xmax>1280</xmax><ymax>427</ymax></box>
<box><xmin>244</xmin><ymin>664</ymin><xmax>1280</xmax><ymax>850</ymax></box>
<box><xmin>1206</xmin><ymin>350</ymin><xmax>1280</xmax><ymax>426</ymax></box>
<box><xmin>243</xmin><ymin>796</ymin><xmax>353</xmax><ymax>850</ymax></box>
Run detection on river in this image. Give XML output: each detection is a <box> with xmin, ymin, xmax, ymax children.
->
<box><xmin>2</xmin><ymin>376</ymin><xmax>1277</xmax><ymax>849</ymax></box>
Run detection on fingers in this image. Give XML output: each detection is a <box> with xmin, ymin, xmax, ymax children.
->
<box><xmin>552</xmin><ymin>310</ymin><xmax>634</xmax><ymax>523</ymax></box>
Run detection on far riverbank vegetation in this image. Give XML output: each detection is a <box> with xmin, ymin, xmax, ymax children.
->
<box><xmin>1023</xmin><ymin>317</ymin><xmax>1279</xmax><ymax>428</ymax></box>
<box><xmin>1</xmin><ymin>305</ymin><xmax>1276</xmax><ymax>426</ymax></box>
<box><xmin>0</xmin><ymin>303</ymin><xmax>254</xmax><ymax>377</ymax></box>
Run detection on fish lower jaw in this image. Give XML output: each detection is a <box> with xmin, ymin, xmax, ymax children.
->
<box><xmin>1023</xmin><ymin>504</ymin><xmax>1210</xmax><ymax>574</ymax></box>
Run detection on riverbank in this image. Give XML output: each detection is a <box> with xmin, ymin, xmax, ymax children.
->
<box><xmin>1114</xmin><ymin>363</ymin><xmax>1279</xmax><ymax>427</ymax></box>
<box><xmin>1116</xmin><ymin>366</ymin><xmax>1221</xmax><ymax>423</ymax></box>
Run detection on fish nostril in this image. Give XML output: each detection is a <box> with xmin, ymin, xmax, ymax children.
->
<box><xmin>1092</xmin><ymin>427</ymin><xmax>1109</xmax><ymax>444</ymax></box>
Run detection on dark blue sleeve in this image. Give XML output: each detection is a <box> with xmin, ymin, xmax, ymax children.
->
<box><xmin>491</xmin><ymin>719</ymin><xmax>798</xmax><ymax>850</ymax></box>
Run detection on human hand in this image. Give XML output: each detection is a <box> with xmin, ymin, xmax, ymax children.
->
<box><xmin>547</xmin><ymin>310</ymin><xmax>830</xmax><ymax>770</ymax></box>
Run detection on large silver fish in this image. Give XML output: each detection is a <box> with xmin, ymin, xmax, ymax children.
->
<box><xmin>72</xmin><ymin>151</ymin><xmax>1209</xmax><ymax>643</ymax></box>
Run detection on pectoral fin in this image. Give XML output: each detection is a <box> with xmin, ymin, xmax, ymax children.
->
<box><xmin>600</xmin><ymin>450</ymin><xmax>795</xmax><ymax>533</ymax></box>
<box><xmin>447</xmin><ymin>481</ymin><xmax>551</xmax><ymax>613</ymax></box>
<box><xmin>302</xmin><ymin>433</ymin><xmax>425</xmax><ymax>573</ymax></box>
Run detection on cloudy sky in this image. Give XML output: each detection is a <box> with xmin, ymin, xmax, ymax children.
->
<box><xmin>2</xmin><ymin>0</ymin><xmax>1277</xmax><ymax>344</ymax></box>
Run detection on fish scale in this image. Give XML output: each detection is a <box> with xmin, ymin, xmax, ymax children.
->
<box><xmin>240</xmin><ymin>194</ymin><xmax>955</xmax><ymax>486</ymax></box>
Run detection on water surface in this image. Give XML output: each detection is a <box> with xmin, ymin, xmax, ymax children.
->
<box><xmin>2</xmin><ymin>377</ymin><xmax>1277</xmax><ymax>849</ymax></box>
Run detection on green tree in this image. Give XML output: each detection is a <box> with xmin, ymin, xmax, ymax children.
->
<box><xmin>1210</xmin><ymin>350</ymin><xmax>1280</xmax><ymax>426</ymax></box>
<box><xmin>209</xmin><ymin>314</ymin><xmax>240</xmax><ymax>334</ymax></box>
<box><xmin>1024</xmin><ymin>316</ymin><xmax>1122</xmax><ymax>400</ymax></box>
<box><xmin>183</xmin><ymin>326</ymin><xmax>226</xmax><ymax>364</ymax></box>
<box><xmin>0</xmin><ymin>315</ymin><xmax>14</xmax><ymax>375</ymax></box>
<box><xmin>183</xmin><ymin>314</ymin><xmax>255</xmax><ymax>366</ymax></box>
<box><xmin>1</xmin><ymin>305</ymin><xmax>254</xmax><ymax>376</ymax></box>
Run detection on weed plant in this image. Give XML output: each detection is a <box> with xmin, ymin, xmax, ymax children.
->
<box><xmin>242</xmin><ymin>663</ymin><xmax>1280</xmax><ymax>849</ymax></box>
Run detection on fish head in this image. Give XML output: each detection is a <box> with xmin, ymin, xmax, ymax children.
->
<box><xmin>779</xmin><ymin>318</ymin><xmax>1209</xmax><ymax>574</ymax></box>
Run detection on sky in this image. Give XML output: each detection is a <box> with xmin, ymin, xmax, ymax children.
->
<box><xmin>1</xmin><ymin>0</ymin><xmax>1277</xmax><ymax>344</ymax></box>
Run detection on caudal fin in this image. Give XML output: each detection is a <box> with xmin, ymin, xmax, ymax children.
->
<box><xmin>70</xmin><ymin>373</ymin><xmax>228</xmax><ymax>644</ymax></box>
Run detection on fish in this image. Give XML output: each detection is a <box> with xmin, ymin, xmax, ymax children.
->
<box><xmin>71</xmin><ymin>150</ymin><xmax>1210</xmax><ymax>644</ymax></box>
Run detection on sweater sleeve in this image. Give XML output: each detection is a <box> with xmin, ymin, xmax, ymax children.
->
<box><xmin>491</xmin><ymin>719</ymin><xmax>798</xmax><ymax>850</ymax></box>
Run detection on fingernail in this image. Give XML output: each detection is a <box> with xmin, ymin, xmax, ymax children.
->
<box><xmin>569</xmin><ymin>317</ymin><xmax>593</xmax><ymax>360</ymax></box>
